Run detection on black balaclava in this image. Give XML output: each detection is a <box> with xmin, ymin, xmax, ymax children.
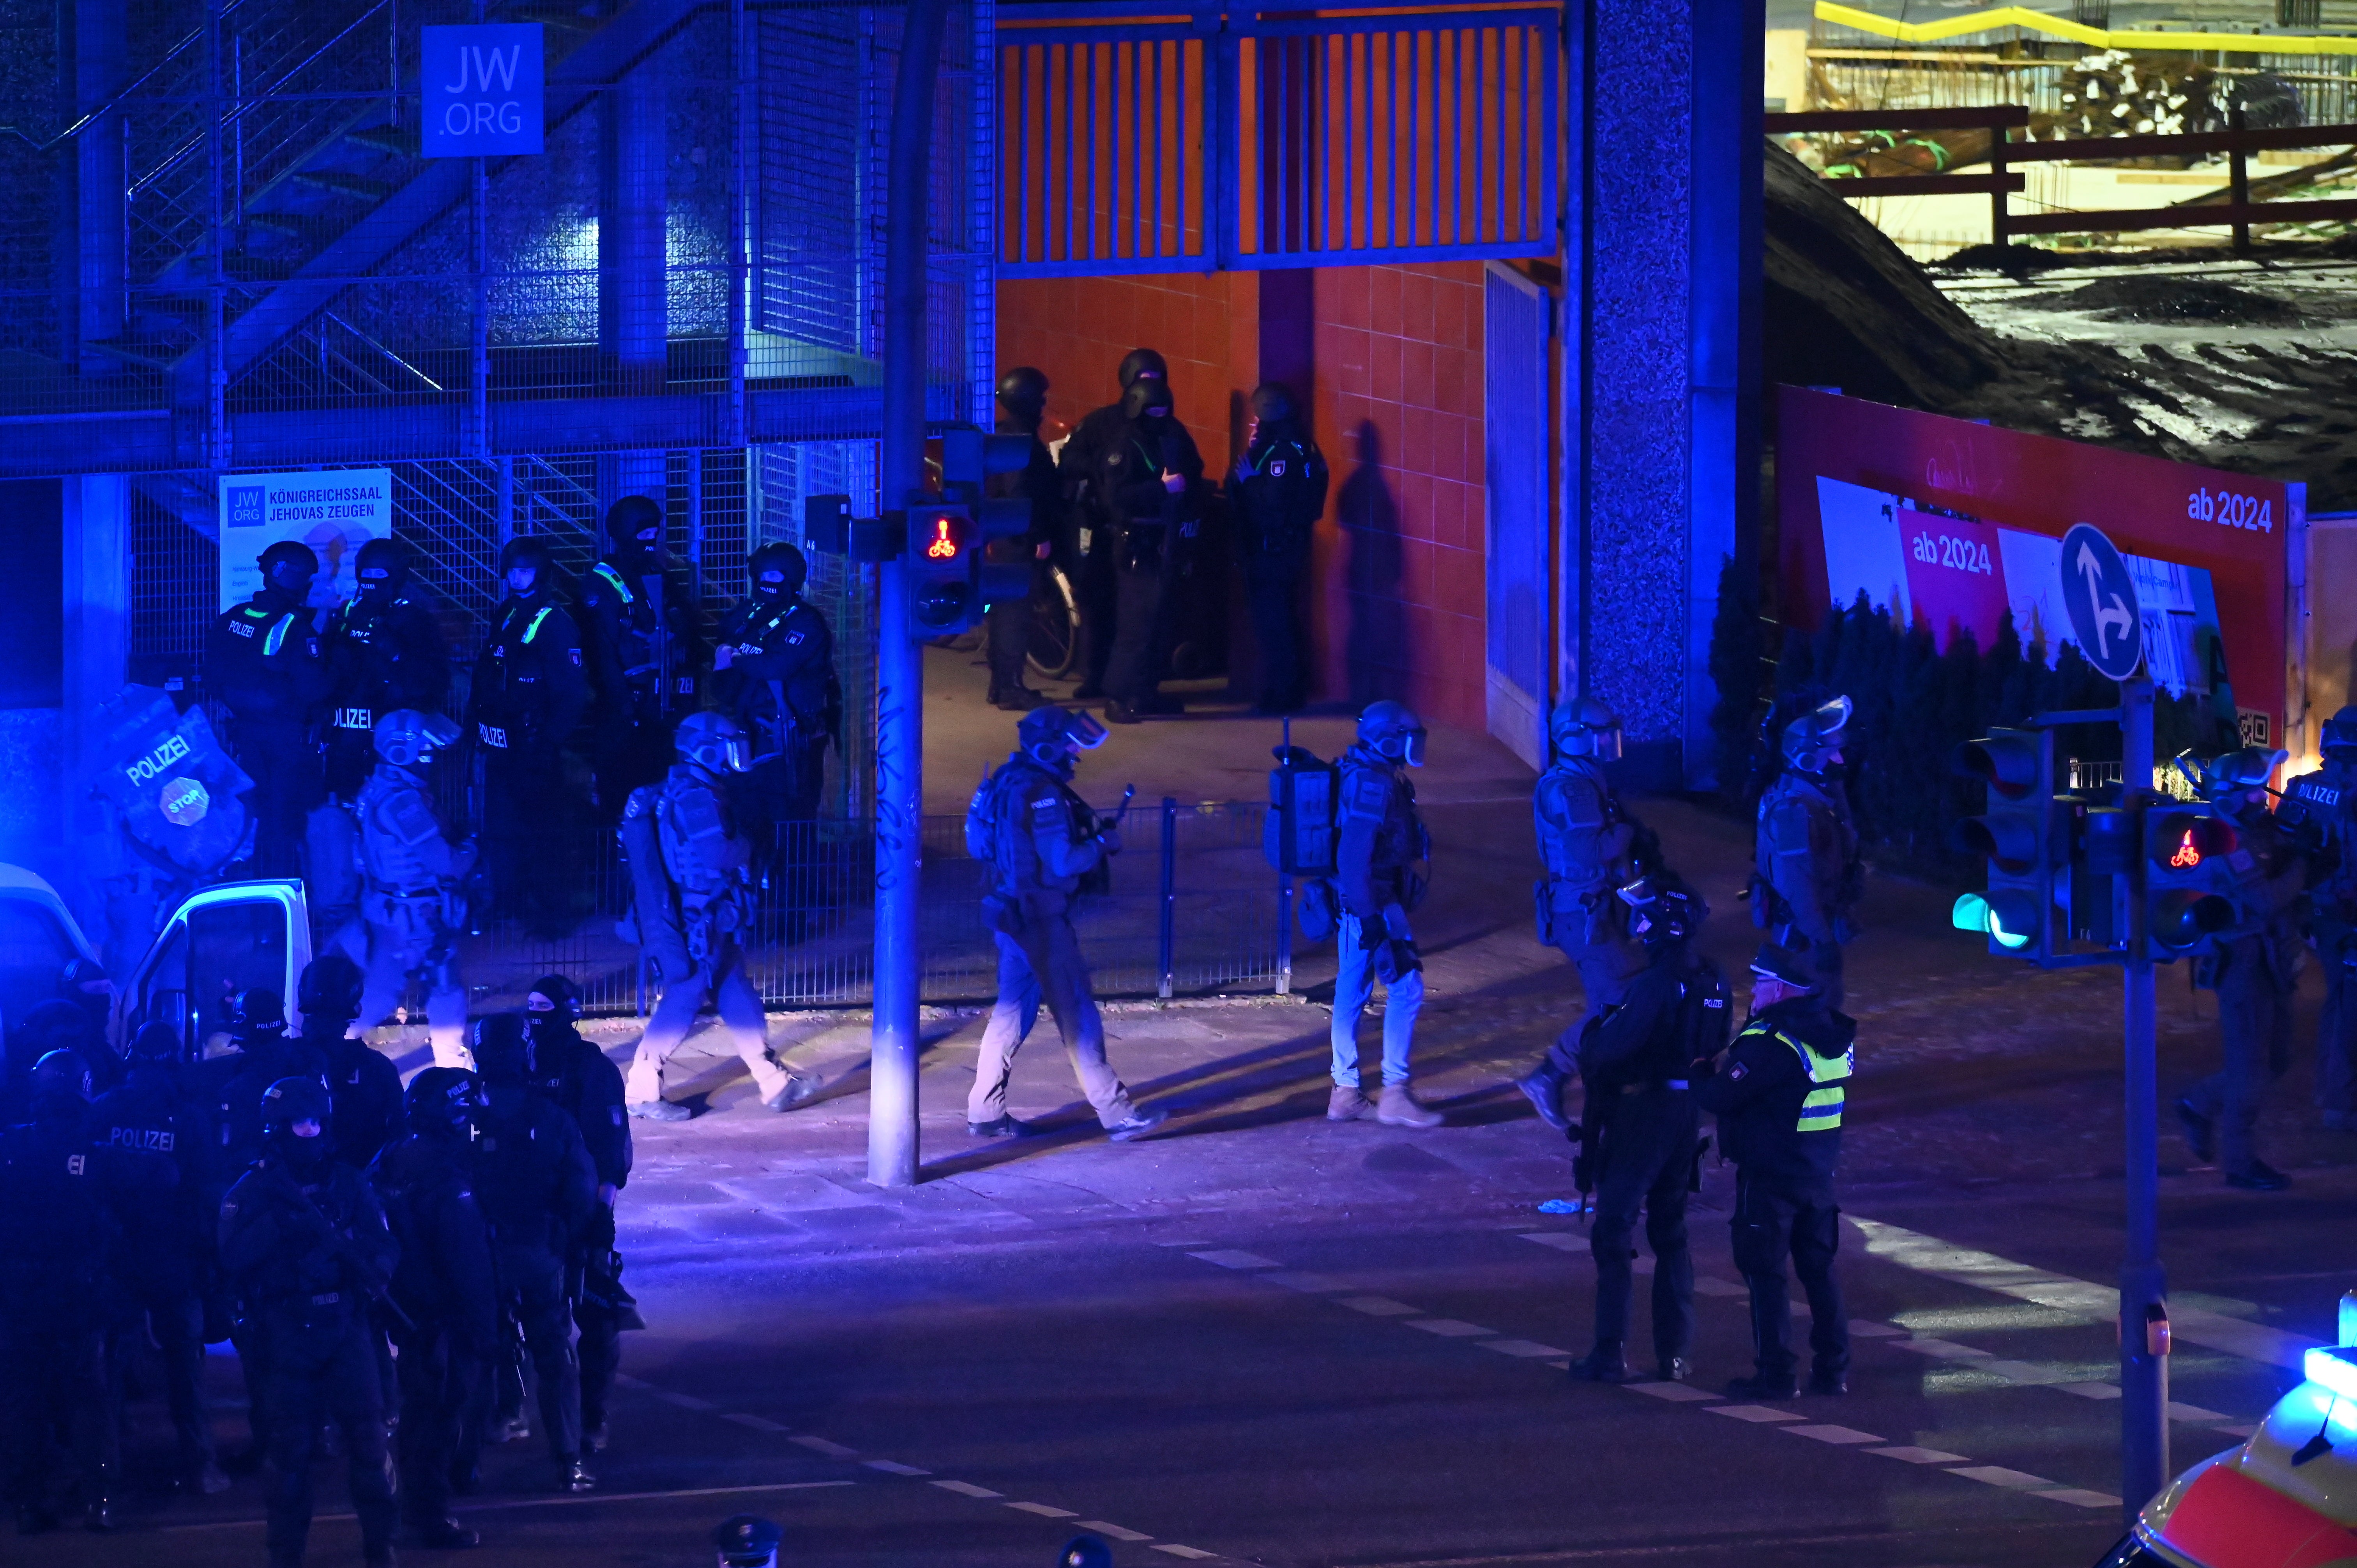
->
<box><xmin>355</xmin><ymin>537</ymin><xmax>410</xmax><ymax>605</ymax></box>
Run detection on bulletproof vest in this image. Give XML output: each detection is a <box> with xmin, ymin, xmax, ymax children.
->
<box><xmin>719</xmin><ymin>596</ymin><xmax>833</xmax><ymax>731</ymax></box>
<box><xmin>1756</xmin><ymin>771</ymin><xmax>1860</xmax><ymax>904</ymax></box>
<box><xmin>1534</xmin><ymin>759</ymin><xmax>1624</xmax><ymax>890</ymax></box>
<box><xmin>481</xmin><ymin>597</ymin><xmax>569</xmax><ymax>718</ymax></box>
<box><xmin>357</xmin><ymin>767</ymin><xmax>447</xmax><ymax>893</ymax></box>
<box><xmin>330</xmin><ymin>595</ymin><xmax>436</xmax><ymax>716</ymax></box>
<box><xmin>212</xmin><ymin>593</ymin><xmax>326</xmax><ymax>720</ymax></box>
<box><xmin>1235</xmin><ymin>430</ymin><xmax>1323</xmax><ymax>549</ymax></box>
<box><xmin>474</xmin><ymin>1096</ymin><xmax>574</xmax><ymax>1247</ymax></box>
<box><xmin>978</xmin><ymin>759</ymin><xmax>1087</xmax><ymax>896</ymax></box>
<box><xmin>230</xmin><ymin>1161</ymin><xmax>375</xmax><ymax>1305</ymax></box>
<box><xmin>1339</xmin><ymin>748</ymin><xmax>1427</xmax><ymax>873</ymax></box>
<box><xmin>0</xmin><ymin>1119</ymin><xmax>107</xmax><ymax>1281</ymax></box>
<box><xmin>590</xmin><ymin>558</ymin><xmax>698</xmax><ymax>703</ymax></box>
<box><xmin>655</xmin><ymin>769</ymin><xmax>748</xmax><ymax>901</ymax></box>
<box><xmin>93</xmin><ymin>1070</ymin><xmax>191</xmax><ymax>1167</ymax></box>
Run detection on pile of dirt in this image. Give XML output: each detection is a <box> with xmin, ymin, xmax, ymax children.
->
<box><xmin>2050</xmin><ymin>275</ymin><xmax>2305</xmax><ymax>325</ymax></box>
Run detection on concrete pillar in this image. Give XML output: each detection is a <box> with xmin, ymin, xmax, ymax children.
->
<box><xmin>61</xmin><ymin>475</ymin><xmax>128</xmax><ymax>936</ymax></box>
<box><xmin>1571</xmin><ymin>0</ymin><xmax>1760</xmax><ymax>789</ymax></box>
<box><xmin>598</xmin><ymin>59</ymin><xmax>668</xmax><ymax>394</ymax></box>
<box><xmin>75</xmin><ymin>0</ymin><xmax>129</xmax><ymax>372</ymax></box>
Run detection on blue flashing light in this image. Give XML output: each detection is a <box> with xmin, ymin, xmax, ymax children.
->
<box><xmin>2304</xmin><ymin>1346</ymin><xmax>2357</xmax><ymax>1404</ymax></box>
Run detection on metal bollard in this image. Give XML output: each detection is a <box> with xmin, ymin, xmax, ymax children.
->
<box><xmin>1157</xmin><ymin>796</ymin><xmax>1177</xmax><ymax>1000</ymax></box>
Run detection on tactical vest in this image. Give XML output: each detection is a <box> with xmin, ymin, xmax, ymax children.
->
<box><xmin>1737</xmin><ymin>1018</ymin><xmax>1855</xmax><ymax>1133</ymax></box>
<box><xmin>654</xmin><ymin>771</ymin><xmax>747</xmax><ymax>904</ymax></box>
<box><xmin>357</xmin><ymin>768</ymin><xmax>446</xmax><ymax>895</ymax></box>
<box><xmin>1534</xmin><ymin>759</ymin><xmax>1622</xmax><ymax>890</ymax></box>
<box><xmin>968</xmin><ymin>759</ymin><xmax>1088</xmax><ymax>896</ymax></box>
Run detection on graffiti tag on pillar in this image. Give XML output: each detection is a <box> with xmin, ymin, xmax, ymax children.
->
<box><xmin>421</xmin><ymin>25</ymin><xmax>545</xmax><ymax>159</ymax></box>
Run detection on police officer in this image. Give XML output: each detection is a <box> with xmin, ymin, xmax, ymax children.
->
<box><xmin>1094</xmin><ymin>375</ymin><xmax>1204</xmax><ymax>723</ymax></box>
<box><xmin>1565</xmin><ymin>881</ymin><xmax>1725</xmax><ymax>1385</ymax></box>
<box><xmin>1693</xmin><ymin>945</ymin><xmax>1857</xmax><ymax>1399</ymax></box>
<box><xmin>368</xmin><ymin>1067</ymin><xmax>497</xmax><ymax>1549</ymax></box>
<box><xmin>471</xmin><ymin>536</ymin><xmax>592</xmax><ymax>935</ymax></box>
<box><xmin>217</xmin><ymin>1077</ymin><xmax>399</xmax><ymax>1567</ymax></box>
<box><xmin>2178</xmin><ymin>747</ymin><xmax>2304</xmax><ymax>1191</ymax></box>
<box><xmin>1753</xmin><ymin>696</ymin><xmax>1862</xmax><ymax>1007</ymax></box>
<box><xmin>965</xmin><ymin>706</ymin><xmax>1164</xmax><ymax>1142</ymax></box>
<box><xmin>619</xmin><ymin>714</ymin><xmax>809</xmax><ymax>1121</ymax></box>
<box><xmin>2288</xmin><ymin>707</ymin><xmax>2357</xmax><ymax>1128</ymax></box>
<box><xmin>353</xmin><ymin>710</ymin><xmax>477</xmax><ymax>1070</ymax></box>
<box><xmin>88</xmin><ymin>1022</ymin><xmax>226</xmax><ymax>1497</ymax></box>
<box><xmin>294</xmin><ymin>954</ymin><xmax>404</xmax><ymax>1172</ymax></box>
<box><xmin>470</xmin><ymin>1014</ymin><xmax>599</xmax><ymax>1493</ymax></box>
<box><xmin>1329</xmin><ymin>701</ymin><xmax>1443</xmax><ymax>1128</ymax></box>
<box><xmin>1058</xmin><ymin>348</ymin><xmax>1169</xmax><ymax>700</ymax></box>
<box><xmin>1517</xmin><ymin>698</ymin><xmax>1656</xmax><ymax>1130</ymax></box>
<box><xmin>524</xmin><ymin>975</ymin><xmax>634</xmax><ymax>1452</ymax></box>
<box><xmin>580</xmin><ymin>495</ymin><xmax>708</xmax><ymax>816</ymax></box>
<box><xmin>710</xmin><ymin>540</ymin><xmax>840</xmax><ymax>925</ymax></box>
<box><xmin>210</xmin><ymin>540</ymin><xmax>334</xmax><ymax>878</ymax></box>
<box><xmin>322</xmin><ymin>537</ymin><xmax>452</xmax><ymax>802</ymax></box>
<box><xmin>2</xmin><ymin>1051</ymin><xmax>172</xmax><ymax>1532</ymax></box>
<box><xmin>1230</xmin><ymin>382</ymin><xmax>1328</xmax><ymax>716</ymax></box>
<box><xmin>215</xmin><ymin>989</ymin><xmax>329</xmax><ymax>1180</ymax></box>
<box><xmin>986</xmin><ymin>367</ymin><xmax>1060</xmax><ymax>712</ymax></box>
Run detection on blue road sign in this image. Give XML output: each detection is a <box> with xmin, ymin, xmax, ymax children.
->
<box><xmin>421</xmin><ymin>25</ymin><xmax>544</xmax><ymax>159</ymax></box>
<box><xmin>2060</xmin><ymin>522</ymin><xmax>2143</xmax><ymax>682</ymax></box>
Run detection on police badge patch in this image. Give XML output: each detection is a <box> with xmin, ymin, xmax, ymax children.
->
<box><xmin>1270</xmin><ymin>460</ymin><xmax>1288</xmax><ymax>477</ymax></box>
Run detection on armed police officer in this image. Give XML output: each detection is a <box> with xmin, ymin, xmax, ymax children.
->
<box><xmin>525</xmin><ymin>974</ymin><xmax>635</xmax><ymax>1453</ymax></box>
<box><xmin>2178</xmin><ymin>747</ymin><xmax>2305</xmax><ymax>1191</ymax></box>
<box><xmin>214</xmin><ymin>989</ymin><xmax>328</xmax><ymax>1180</ymax></box>
<box><xmin>471</xmin><ymin>1014</ymin><xmax>600</xmax><ymax>1493</ymax></box>
<box><xmin>1058</xmin><ymin>348</ymin><xmax>1170</xmax><ymax>701</ymax></box>
<box><xmin>711</xmin><ymin>540</ymin><xmax>840</xmax><ymax>928</ymax></box>
<box><xmin>1694</xmin><ymin>945</ymin><xmax>1857</xmax><ymax>1399</ymax></box>
<box><xmin>293</xmin><ymin>955</ymin><xmax>403</xmax><ymax>1172</ymax></box>
<box><xmin>580</xmin><ymin>496</ymin><xmax>708</xmax><ymax>816</ymax></box>
<box><xmin>1565</xmin><ymin>880</ymin><xmax>1726</xmax><ymax>1386</ymax></box>
<box><xmin>217</xmin><ymin>1077</ymin><xmax>399</xmax><ymax>1568</ymax></box>
<box><xmin>1230</xmin><ymin>382</ymin><xmax>1327</xmax><ymax>717</ymax></box>
<box><xmin>368</xmin><ymin>1067</ymin><xmax>497</xmax><ymax>1549</ymax></box>
<box><xmin>2287</xmin><ymin>707</ymin><xmax>2357</xmax><ymax>1129</ymax></box>
<box><xmin>352</xmin><ymin>710</ymin><xmax>476</xmax><ymax>1070</ymax></box>
<box><xmin>322</xmin><ymin>538</ymin><xmax>451</xmax><ymax>802</ymax></box>
<box><xmin>619</xmin><ymin>714</ymin><xmax>808</xmax><ymax>1121</ymax></box>
<box><xmin>210</xmin><ymin>541</ymin><xmax>334</xmax><ymax>877</ymax></box>
<box><xmin>1094</xmin><ymin>374</ymin><xmax>1205</xmax><ymax>723</ymax></box>
<box><xmin>88</xmin><ymin>1022</ymin><xmax>227</xmax><ymax>1498</ymax></box>
<box><xmin>1516</xmin><ymin>698</ymin><xmax>1657</xmax><ymax>1131</ymax></box>
<box><xmin>1329</xmin><ymin>701</ymin><xmax>1444</xmax><ymax>1128</ymax></box>
<box><xmin>471</xmin><ymin>536</ymin><xmax>592</xmax><ymax>935</ymax></box>
<box><xmin>1753</xmin><ymin>697</ymin><xmax>1863</xmax><ymax>1007</ymax></box>
<box><xmin>964</xmin><ymin>706</ymin><xmax>1164</xmax><ymax>1142</ymax></box>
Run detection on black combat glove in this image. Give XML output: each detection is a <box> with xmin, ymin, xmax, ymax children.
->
<box><xmin>1373</xmin><ymin>936</ymin><xmax>1421</xmax><ymax>985</ymax></box>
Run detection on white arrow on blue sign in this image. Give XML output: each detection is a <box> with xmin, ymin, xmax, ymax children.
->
<box><xmin>2058</xmin><ymin>521</ymin><xmax>2143</xmax><ymax>682</ymax></box>
<box><xmin>421</xmin><ymin>24</ymin><xmax>544</xmax><ymax>159</ymax></box>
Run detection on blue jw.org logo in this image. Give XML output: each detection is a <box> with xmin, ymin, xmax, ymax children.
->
<box><xmin>226</xmin><ymin>486</ymin><xmax>265</xmax><ymax>527</ymax></box>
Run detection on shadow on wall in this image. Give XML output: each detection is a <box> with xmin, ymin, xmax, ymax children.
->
<box><xmin>1339</xmin><ymin>420</ymin><xmax>1407</xmax><ymax>705</ymax></box>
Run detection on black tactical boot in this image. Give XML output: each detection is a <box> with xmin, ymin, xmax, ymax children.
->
<box><xmin>1567</xmin><ymin>1347</ymin><xmax>1633</xmax><ymax>1383</ymax></box>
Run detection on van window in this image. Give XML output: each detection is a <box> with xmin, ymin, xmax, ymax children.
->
<box><xmin>133</xmin><ymin>898</ymin><xmax>292</xmax><ymax>1060</ymax></box>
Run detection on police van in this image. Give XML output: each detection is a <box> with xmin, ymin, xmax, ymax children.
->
<box><xmin>2101</xmin><ymin>1340</ymin><xmax>2357</xmax><ymax>1566</ymax></box>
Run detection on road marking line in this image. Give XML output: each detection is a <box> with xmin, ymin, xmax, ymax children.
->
<box><xmin>932</xmin><ymin>1480</ymin><xmax>1004</xmax><ymax>1499</ymax></box>
<box><xmin>1709</xmin><ymin>1405</ymin><xmax>1804</xmax><ymax>1423</ymax></box>
<box><xmin>1188</xmin><ymin>1250</ymin><xmax>1282</xmax><ymax>1270</ymax></box>
<box><xmin>1780</xmin><ymin>1424</ymin><xmax>1885</xmax><ymax>1445</ymax></box>
<box><xmin>1848</xmin><ymin>1320</ymin><xmax>1905</xmax><ymax>1338</ymax></box>
<box><xmin>1151</xmin><ymin>1547</ymin><xmax>1217</xmax><ymax>1559</ymax></box>
<box><xmin>1480</xmin><ymin>1339</ymin><xmax>1572</xmax><ymax>1358</ymax></box>
<box><xmin>157</xmin><ymin>1481</ymin><xmax>858</xmax><ymax>1532</ymax></box>
<box><xmin>1887</xmin><ymin>1337</ymin><xmax>1992</xmax><ymax>1360</ymax></box>
<box><xmin>2036</xmin><ymin>1488</ymin><xmax>2126</xmax><ymax>1509</ymax></box>
<box><xmin>1152</xmin><ymin>1239</ymin><xmax>1217</xmax><ymax>1247</ymax></box>
<box><xmin>2214</xmin><ymin>1423</ymin><xmax>2259</xmax><ymax>1439</ymax></box>
<box><xmin>2168</xmin><ymin>1401</ymin><xmax>2233</xmax><ymax>1423</ymax></box>
<box><xmin>1518</xmin><ymin>1232</ymin><xmax>1587</xmax><ymax>1252</ymax></box>
<box><xmin>1852</xmin><ymin>1215</ymin><xmax>2320</xmax><ymax>1372</ymax></box>
<box><xmin>791</xmin><ymin>1436</ymin><xmax>859</xmax><ymax>1457</ymax></box>
<box><xmin>1338</xmin><ymin>1296</ymin><xmax>1421</xmax><ymax>1316</ymax></box>
<box><xmin>1078</xmin><ymin>1521</ymin><xmax>1154</xmax><ymax>1541</ymax></box>
<box><xmin>2060</xmin><ymin>1382</ymin><xmax>2122</xmax><ymax>1400</ymax></box>
<box><xmin>1864</xmin><ymin>1445</ymin><xmax>1968</xmax><ymax>1464</ymax></box>
<box><xmin>1624</xmin><ymin>1381</ymin><xmax>1721</xmax><ymax>1402</ymax></box>
<box><xmin>1693</xmin><ymin>1277</ymin><xmax>1750</xmax><ymax>1298</ymax></box>
<box><xmin>1258</xmin><ymin>1271</ymin><xmax>1354</xmax><ymax>1293</ymax></box>
<box><xmin>1977</xmin><ymin>1360</ymin><xmax>2081</xmax><ymax>1385</ymax></box>
<box><xmin>864</xmin><ymin>1460</ymin><xmax>930</xmax><ymax>1476</ymax></box>
<box><xmin>1949</xmin><ymin>1465</ymin><xmax>2061</xmax><ymax>1490</ymax></box>
<box><xmin>1006</xmin><ymin>1503</ymin><xmax>1078</xmax><ymax>1518</ymax></box>
<box><xmin>1403</xmin><ymin>1319</ymin><xmax>1497</xmax><ymax>1337</ymax></box>
<box><xmin>722</xmin><ymin>1413</ymin><xmax>790</xmax><ymax>1432</ymax></box>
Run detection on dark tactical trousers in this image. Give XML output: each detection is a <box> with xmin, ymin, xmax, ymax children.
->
<box><xmin>2315</xmin><ymin>957</ymin><xmax>2357</xmax><ymax>1127</ymax></box>
<box><xmin>2184</xmin><ymin>943</ymin><xmax>2295</xmax><ymax>1175</ymax></box>
<box><xmin>1242</xmin><ymin>559</ymin><xmax>1304</xmax><ymax>710</ymax></box>
<box><xmin>0</xmin><ymin>1294</ymin><xmax>115</xmax><ymax>1509</ymax></box>
<box><xmin>260</xmin><ymin>1311</ymin><xmax>396</xmax><ymax>1568</ymax></box>
<box><xmin>496</xmin><ymin>1243</ymin><xmax>582</xmax><ymax>1462</ymax></box>
<box><xmin>1586</xmin><ymin>1089</ymin><xmax>1698</xmax><ymax>1367</ymax></box>
<box><xmin>1104</xmin><ymin>563</ymin><xmax>1172</xmax><ymax>705</ymax></box>
<box><xmin>483</xmin><ymin>741</ymin><xmax>576</xmax><ymax>931</ymax></box>
<box><xmin>390</xmin><ymin>1319</ymin><xmax>482</xmax><ymax>1528</ymax></box>
<box><xmin>1730</xmin><ymin>1170</ymin><xmax>1848</xmax><ymax>1382</ymax></box>
<box><xmin>230</xmin><ymin>718</ymin><xmax>326</xmax><ymax>879</ymax></box>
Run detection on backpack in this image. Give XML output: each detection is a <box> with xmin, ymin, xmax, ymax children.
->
<box><xmin>1264</xmin><ymin>745</ymin><xmax>1338</xmax><ymax>877</ymax></box>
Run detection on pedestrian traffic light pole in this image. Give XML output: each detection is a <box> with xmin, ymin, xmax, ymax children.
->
<box><xmin>2117</xmin><ymin>674</ymin><xmax>2170</xmax><ymax>1519</ymax></box>
<box><xmin>870</xmin><ymin>0</ymin><xmax>953</xmax><ymax>1189</ymax></box>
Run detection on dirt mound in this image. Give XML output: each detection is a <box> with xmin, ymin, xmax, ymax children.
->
<box><xmin>2051</xmin><ymin>275</ymin><xmax>2305</xmax><ymax>325</ymax></box>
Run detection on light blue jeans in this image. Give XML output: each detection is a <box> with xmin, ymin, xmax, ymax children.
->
<box><xmin>1331</xmin><ymin>911</ymin><xmax>1424</xmax><ymax>1088</ymax></box>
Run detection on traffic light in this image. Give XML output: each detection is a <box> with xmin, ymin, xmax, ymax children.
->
<box><xmin>1950</xmin><ymin>727</ymin><xmax>2061</xmax><ymax>958</ymax></box>
<box><xmin>2144</xmin><ymin>805</ymin><xmax>2238</xmax><ymax>955</ymax></box>
<box><xmin>905</xmin><ymin>500</ymin><xmax>977</xmax><ymax>635</ymax></box>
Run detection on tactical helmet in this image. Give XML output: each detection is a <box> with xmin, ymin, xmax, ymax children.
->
<box><xmin>258</xmin><ymin>540</ymin><xmax>319</xmax><ymax>595</ymax></box>
<box><xmin>297</xmin><ymin>953</ymin><xmax>366</xmax><ymax>1024</ymax></box>
<box><xmin>227</xmin><ymin>988</ymin><xmax>286</xmax><ymax>1037</ymax></box>
<box><xmin>1617</xmin><ymin>878</ymin><xmax>1704</xmax><ymax>947</ymax></box>
<box><xmin>525</xmin><ymin>973</ymin><xmax>581</xmax><ymax>1023</ymax></box>
<box><xmin>1550</xmin><ymin>696</ymin><xmax>1622</xmax><ymax>763</ymax></box>
<box><xmin>605</xmin><ymin>494</ymin><xmax>665</xmax><ymax>551</ymax></box>
<box><xmin>1249</xmin><ymin>381</ymin><xmax>1296</xmax><ymax>426</ymax></box>
<box><xmin>2200</xmin><ymin>746</ymin><xmax>2288</xmax><ymax>802</ymax></box>
<box><xmin>1060</xmin><ymin>1536</ymin><xmax>1115</xmax><ymax>1568</ymax></box>
<box><xmin>1357</xmin><ymin>699</ymin><xmax>1428</xmax><ymax>768</ymax></box>
<box><xmin>499</xmin><ymin>535</ymin><xmax>555</xmax><ymax>575</ymax></box>
<box><xmin>2323</xmin><ymin>704</ymin><xmax>2357</xmax><ymax>758</ymax></box>
<box><xmin>29</xmin><ymin>1048</ymin><xmax>92</xmax><ymax>1105</ymax></box>
<box><xmin>128</xmin><ymin>1021</ymin><xmax>183</xmax><ymax>1064</ymax></box>
<box><xmin>1116</xmin><ymin>348</ymin><xmax>1168</xmax><ymax>388</ymax></box>
<box><xmin>713</xmin><ymin>1515</ymin><xmax>783</xmax><ymax>1568</ymax></box>
<box><xmin>62</xmin><ymin>956</ymin><xmax>112</xmax><ymax>1001</ymax></box>
<box><xmin>748</xmin><ymin>541</ymin><xmax>808</xmax><ymax>599</ymax></box>
<box><xmin>405</xmin><ymin>1066</ymin><xmax>482</xmax><ymax>1139</ymax></box>
<box><xmin>355</xmin><ymin>536</ymin><xmax>410</xmax><ymax>594</ymax></box>
<box><xmin>996</xmin><ymin>366</ymin><xmax>1050</xmax><ymax>420</ymax></box>
<box><xmin>470</xmin><ymin>1012</ymin><xmax>532</xmax><ymax>1084</ymax></box>
<box><xmin>374</xmin><ymin>708</ymin><xmax>460</xmax><ymax>770</ymax></box>
<box><xmin>1122</xmin><ymin>377</ymin><xmax>1173</xmax><ymax>422</ymax></box>
<box><xmin>1017</xmin><ymin>705</ymin><xmax>1109</xmax><ymax>772</ymax></box>
<box><xmin>1781</xmin><ymin>695</ymin><xmax>1852</xmax><ymax>772</ymax></box>
<box><xmin>675</xmin><ymin>711</ymin><xmax>752</xmax><ymax>776</ymax></box>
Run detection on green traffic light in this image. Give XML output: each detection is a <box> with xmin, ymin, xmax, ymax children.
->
<box><xmin>1951</xmin><ymin>893</ymin><xmax>1991</xmax><ymax>934</ymax></box>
